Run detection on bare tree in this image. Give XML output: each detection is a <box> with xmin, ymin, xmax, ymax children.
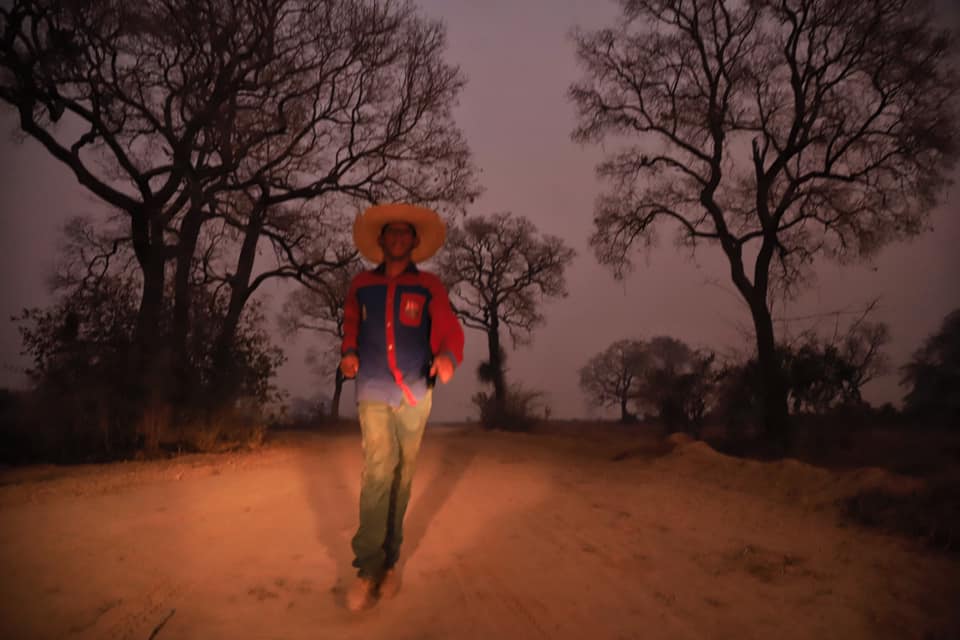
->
<box><xmin>635</xmin><ymin>336</ymin><xmax>716</xmax><ymax>433</ymax></box>
<box><xmin>436</xmin><ymin>212</ymin><xmax>575</xmax><ymax>413</ymax></box>
<box><xmin>579</xmin><ymin>339</ymin><xmax>648</xmax><ymax>422</ymax></box>
<box><xmin>581</xmin><ymin>336</ymin><xmax>716</xmax><ymax>429</ymax></box>
<box><xmin>14</xmin><ymin>216</ymin><xmax>285</xmax><ymax>457</ymax></box>
<box><xmin>2</xmin><ymin>0</ymin><xmax>478</xmax><ymax>417</ymax></box>
<box><xmin>570</xmin><ymin>0</ymin><xmax>959</xmax><ymax>444</ymax></box>
<box><xmin>279</xmin><ymin>254</ymin><xmax>363</xmax><ymax>419</ymax></box>
<box><xmin>839</xmin><ymin>321</ymin><xmax>890</xmax><ymax>403</ymax></box>
<box><xmin>198</xmin><ymin>0</ymin><xmax>480</xmax><ymax>392</ymax></box>
<box><xmin>0</xmin><ymin>0</ymin><xmax>231</xmax><ymax>374</ymax></box>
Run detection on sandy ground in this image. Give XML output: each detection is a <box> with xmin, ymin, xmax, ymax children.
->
<box><xmin>1</xmin><ymin>424</ymin><xmax>958</xmax><ymax>640</ymax></box>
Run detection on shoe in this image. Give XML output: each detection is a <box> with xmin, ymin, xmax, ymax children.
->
<box><xmin>378</xmin><ymin>568</ymin><xmax>401</xmax><ymax>599</ymax></box>
<box><xmin>345</xmin><ymin>576</ymin><xmax>377</xmax><ymax>612</ymax></box>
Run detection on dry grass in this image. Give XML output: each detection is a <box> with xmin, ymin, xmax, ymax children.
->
<box><xmin>159</xmin><ymin>408</ymin><xmax>268</xmax><ymax>455</ymax></box>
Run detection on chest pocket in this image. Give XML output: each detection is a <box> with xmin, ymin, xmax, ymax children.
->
<box><xmin>399</xmin><ymin>292</ymin><xmax>426</xmax><ymax>327</ymax></box>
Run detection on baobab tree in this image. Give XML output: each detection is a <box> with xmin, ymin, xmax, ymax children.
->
<box><xmin>570</xmin><ymin>0</ymin><xmax>959</xmax><ymax>444</ymax></box>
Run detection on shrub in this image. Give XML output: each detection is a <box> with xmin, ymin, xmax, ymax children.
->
<box><xmin>843</xmin><ymin>481</ymin><xmax>960</xmax><ymax>553</ymax></box>
<box><xmin>472</xmin><ymin>386</ymin><xmax>544</xmax><ymax>431</ymax></box>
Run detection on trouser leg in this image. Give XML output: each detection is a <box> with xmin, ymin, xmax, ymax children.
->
<box><xmin>351</xmin><ymin>401</ymin><xmax>398</xmax><ymax>579</ymax></box>
<box><xmin>383</xmin><ymin>391</ymin><xmax>432</xmax><ymax>568</ymax></box>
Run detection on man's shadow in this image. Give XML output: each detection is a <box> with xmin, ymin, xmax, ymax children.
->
<box><xmin>402</xmin><ymin>432</ymin><xmax>477</xmax><ymax>564</ymax></box>
<box><xmin>297</xmin><ymin>429</ymin><xmax>361</xmax><ymax>608</ymax></box>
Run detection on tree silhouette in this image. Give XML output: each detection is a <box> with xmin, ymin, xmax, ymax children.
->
<box><xmin>279</xmin><ymin>250</ymin><xmax>364</xmax><ymax>420</ymax></box>
<box><xmin>2</xmin><ymin>0</ymin><xmax>478</xmax><ymax>422</ymax></box>
<box><xmin>634</xmin><ymin>336</ymin><xmax>716</xmax><ymax>434</ymax></box>
<box><xmin>901</xmin><ymin>309</ymin><xmax>960</xmax><ymax>424</ymax></box>
<box><xmin>14</xmin><ymin>217</ymin><xmax>284</xmax><ymax>457</ymax></box>
<box><xmin>436</xmin><ymin>212</ymin><xmax>575</xmax><ymax>414</ymax></box>
<box><xmin>579</xmin><ymin>339</ymin><xmax>648</xmax><ymax>423</ymax></box>
<box><xmin>581</xmin><ymin>336</ymin><xmax>716</xmax><ymax>431</ymax></box>
<box><xmin>570</xmin><ymin>0</ymin><xmax>959</xmax><ymax>445</ymax></box>
<box><xmin>839</xmin><ymin>321</ymin><xmax>891</xmax><ymax>404</ymax></box>
<box><xmin>715</xmin><ymin>315</ymin><xmax>890</xmax><ymax>423</ymax></box>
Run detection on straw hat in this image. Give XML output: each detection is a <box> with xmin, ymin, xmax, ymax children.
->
<box><xmin>353</xmin><ymin>203</ymin><xmax>446</xmax><ymax>264</ymax></box>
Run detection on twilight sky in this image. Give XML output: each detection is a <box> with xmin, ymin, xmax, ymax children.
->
<box><xmin>1</xmin><ymin>1</ymin><xmax>959</xmax><ymax>422</ymax></box>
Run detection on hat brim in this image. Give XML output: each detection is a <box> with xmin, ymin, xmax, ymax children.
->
<box><xmin>353</xmin><ymin>203</ymin><xmax>446</xmax><ymax>264</ymax></box>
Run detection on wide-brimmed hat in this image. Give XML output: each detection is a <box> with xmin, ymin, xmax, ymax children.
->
<box><xmin>353</xmin><ymin>203</ymin><xmax>446</xmax><ymax>264</ymax></box>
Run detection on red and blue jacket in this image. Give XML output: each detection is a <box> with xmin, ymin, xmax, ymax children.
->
<box><xmin>341</xmin><ymin>263</ymin><xmax>465</xmax><ymax>407</ymax></box>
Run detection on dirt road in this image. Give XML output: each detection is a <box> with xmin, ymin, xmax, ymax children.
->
<box><xmin>1</xmin><ymin>426</ymin><xmax>957</xmax><ymax>639</ymax></box>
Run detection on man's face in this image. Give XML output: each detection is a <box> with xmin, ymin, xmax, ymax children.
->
<box><xmin>378</xmin><ymin>222</ymin><xmax>420</xmax><ymax>261</ymax></box>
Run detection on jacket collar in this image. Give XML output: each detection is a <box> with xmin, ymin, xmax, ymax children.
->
<box><xmin>375</xmin><ymin>262</ymin><xmax>419</xmax><ymax>276</ymax></box>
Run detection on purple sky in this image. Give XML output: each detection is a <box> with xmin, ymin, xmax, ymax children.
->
<box><xmin>2</xmin><ymin>1</ymin><xmax>959</xmax><ymax>422</ymax></box>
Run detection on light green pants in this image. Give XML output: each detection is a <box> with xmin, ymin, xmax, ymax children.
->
<box><xmin>351</xmin><ymin>391</ymin><xmax>432</xmax><ymax>579</ymax></box>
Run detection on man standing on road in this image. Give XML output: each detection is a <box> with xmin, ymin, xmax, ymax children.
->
<box><xmin>339</xmin><ymin>203</ymin><xmax>465</xmax><ymax>612</ymax></box>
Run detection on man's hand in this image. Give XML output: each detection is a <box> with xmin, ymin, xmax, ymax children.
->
<box><xmin>430</xmin><ymin>354</ymin><xmax>455</xmax><ymax>384</ymax></box>
<box><xmin>340</xmin><ymin>353</ymin><xmax>359</xmax><ymax>379</ymax></box>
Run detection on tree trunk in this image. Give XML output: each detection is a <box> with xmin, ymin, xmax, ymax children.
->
<box><xmin>130</xmin><ymin>211</ymin><xmax>170</xmax><ymax>453</ymax></box>
<box><xmin>171</xmin><ymin>203</ymin><xmax>205</xmax><ymax>401</ymax></box>
<box><xmin>748</xmin><ymin>298</ymin><xmax>790</xmax><ymax>447</ymax></box>
<box><xmin>131</xmin><ymin>212</ymin><xmax>166</xmax><ymax>371</ymax></box>
<box><xmin>717</xmin><ymin>227</ymin><xmax>791</xmax><ymax>448</ymax></box>
<box><xmin>619</xmin><ymin>396</ymin><xmax>635</xmax><ymax>423</ymax></box>
<box><xmin>331</xmin><ymin>367</ymin><xmax>344</xmax><ymax>421</ymax></box>
<box><xmin>210</xmin><ymin>209</ymin><xmax>264</xmax><ymax>403</ymax></box>
<box><xmin>487</xmin><ymin>319</ymin><xmax>506</xmax><ymax>413</ymax></box>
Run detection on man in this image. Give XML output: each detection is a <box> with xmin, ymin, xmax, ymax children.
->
<box><xmin>339</xmin><ymin>203</ymin><xmax>465</xmax><ymax>612</ymax></box>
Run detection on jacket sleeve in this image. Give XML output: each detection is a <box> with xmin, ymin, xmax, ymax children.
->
<box><xmin>426</xmin><ymin>275</ymin><xmax>465</xmax><ymax>367</ymax></box>
<box><xmin>341</xmin><ymin>277</ymin><xmax>361</xmax><ymax>356</ymax></box>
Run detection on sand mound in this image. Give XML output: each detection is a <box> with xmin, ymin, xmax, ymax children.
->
<box><xmin>665</xmin><ymin>432</ymin><xmax>696</xmax><ymax>448</ymax></box>
<box><xmin>658</xmin><ymin>436</ymin><xmax>927</xmax><ymax>510</ymax></box>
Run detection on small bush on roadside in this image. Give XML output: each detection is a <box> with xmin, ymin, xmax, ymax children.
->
<box><xmin>472</xmin><ymin>386</ymin><xmax>544</xmax><ymax>431</ymax></box>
